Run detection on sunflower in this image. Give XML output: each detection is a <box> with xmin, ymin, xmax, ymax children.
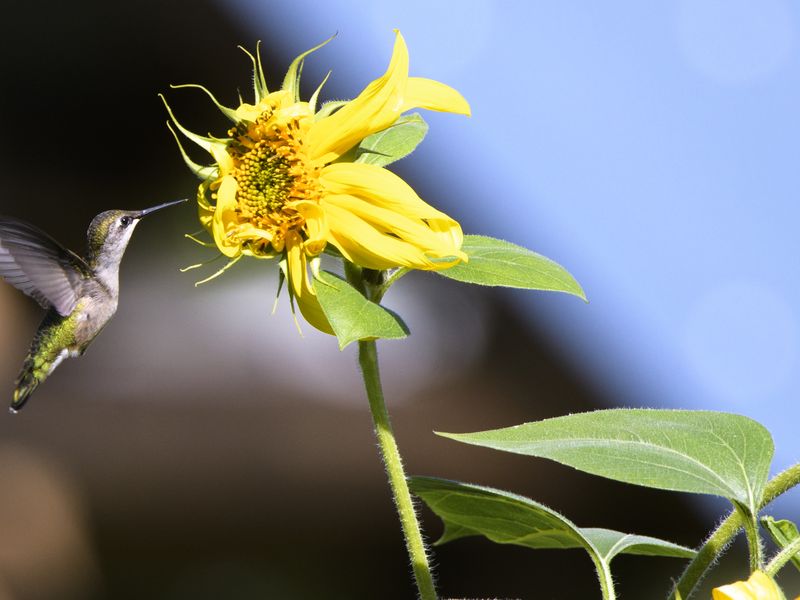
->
<box><xmin>163</xmin><ymin>31</ymin><xmax>470</xmax><ymax>333</ymax></box>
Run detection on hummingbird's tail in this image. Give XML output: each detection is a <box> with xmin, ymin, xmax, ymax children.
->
<box><xmin>10</xmin><ymin>312</ymin><xmax>73</xmax><ymax>413</ymax></box>
<box><xmin>12</xmin><ymin>359</ymin><xmax>41</xmax><ymax>412</ymax></box>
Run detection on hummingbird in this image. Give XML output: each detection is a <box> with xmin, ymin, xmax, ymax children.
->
<box><xmin>0</xmin><ymin>199</ymin><xmax>186</xmax><ymax>412</ymax></box>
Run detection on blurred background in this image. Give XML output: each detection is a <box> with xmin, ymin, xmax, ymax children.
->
<box><xmin>1</xmin><ymin>0</ymin><xmax>799</xmax><ymax>598</ymax></box>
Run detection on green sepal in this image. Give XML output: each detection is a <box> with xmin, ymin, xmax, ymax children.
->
<box><xmin>238</xmin><ymin>42</ymin><xmax>268</xmax><ymax>103</ymax></box>
<box><xmin>438</xmin><ymin>409</ymin><xmax>774</xmax><ymax>514</ymax></box>
<box><xmin>316</xmin><ymin>100</ymin><xmax>348</xmax><ymax>120</ymax></box>
<box><xmin>438</xmin><ymin>235</ymin><xmax>586</xmax><ymax>300</ymax></box>
<box><xmin>314</xmin><ymin>270</ymin><xmax>408</xmax><ymax>349</ymax></box>
<box><xmin>763</xmin><ymin>517</ymin><xmax>800</xmax><ymax>572</ymax></box>
<box><xmin>160</xmin><ymin>94</ymin><xmax>228</xmax><ymax>156</ymax></box>
<box><xmin>354</xmin><ymin>113</ymin><xmax>429</xmax><ymax>167</ymax></box>
<box><xmin>309</xmin><ymin>70</ymin><xmax>332</xmax><ymax>113</ymax></box>
<box><xmin>170</xmin><ymin>83</ymin><xmax>238</xmax><ymax>122</ymax></box>
<box><xmin>283</xmin><ymin>34</ymin><xmax>337</xmax><ymax>103</ymax></box>
<box><xmin>410</xmin><ymin>476</ymin><xmax>695</xmax><ymax>561</ymax></box>
<box><xmin>165</xmin><ymin>122</ymin><xmax>216</xmax><ymax>180</ymax></box>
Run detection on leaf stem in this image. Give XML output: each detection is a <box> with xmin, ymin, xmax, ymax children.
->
<box><xmin>587</xmin><ymin>551</ymin><xmax>616</xmax><ymax>600</ymax></box>
<box><xmin>734</xmin><ymin>503</ymin><xmax>763</xmax><ymax>572</ymax></box>
<box><xmin>357</xmin><ymin>339</ymin><xmax>438</xmax><ymax>600</ymax></box>
<box><xmin>670</xmin><ymin>462</ymin><xmax>800</xmax><ymax>599</ymax></box>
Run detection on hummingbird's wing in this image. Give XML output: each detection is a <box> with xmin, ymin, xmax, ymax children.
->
<box><xmin>0</xmin><ymin>216</ymin><xmax>89</xmax><ymax>316</ymax></box>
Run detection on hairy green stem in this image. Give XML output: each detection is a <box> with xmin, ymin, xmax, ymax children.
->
<box><xmin>671</xmin><ymin>462</ymin><xmax>800</xmax><ymax>599</ymax></box>
<box><xmin>587</xmin><ymin>552</ymin><xmax>616</xmax><ymax>600</ymax></box>
<box><xmin>765</xmin><ymin>535</ymin><xmax>800</xmax><ymax>577</ymax></box>
<box><xmin>735</xmin><ymin>503</ymin><xmax>763</xmax><ymax>572</ymax></box>
<box><xmin>358</xmin><ymin>339</ymin><xmax>437</xmax><ymax>600</ymax></box>
<box><xmin>345</xmin><ymin>261</ymin><xmax>436</xmax><ymax>599</ymax></box>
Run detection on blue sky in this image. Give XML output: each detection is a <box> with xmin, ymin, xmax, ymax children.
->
<box><xmin>224</xmin><ymin>0</ymin><xmax>800</xmax><ymax>504</ymax></box>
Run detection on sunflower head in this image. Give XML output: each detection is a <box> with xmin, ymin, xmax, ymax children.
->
<box><xmin>164</xmin><ymin>31</ymin><xmax>470</xmax><ymax>333</ymax></box>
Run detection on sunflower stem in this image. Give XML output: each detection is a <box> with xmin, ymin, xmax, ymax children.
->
<box><xmin>735</xmin><ymin>503</ymin><xmax>764</xmax><ymax>572</ymax></box>
<box><xmin>357</xmin><ymin>340</ymin><xmax>437</xmax><ymax>600</ymax></box>
<box><xmin>347</xmin><ymin>262</ymin><xmax>436</xmax><ymax>600</ymax></box>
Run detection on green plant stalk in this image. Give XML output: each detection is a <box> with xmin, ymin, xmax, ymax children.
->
<box><xmin>671</xmin><ymin>462</ymin><xmax>800</xmax><ymax>599</ymax></box>
<box><xmin>357</xmin><ymin>339</ymin><xmax>437</xmax><ymax>600</ymax></box>
<box><xmin>344</xmin><ymin>261</ymin><xmax>436</xmax><ymax>599</ymax></box>
<box><xmin>765</xmin><ymin>534</ymin><xmax>800</xmax><ymax>577</ymax></box>
<box><xmin>734</xmin><ymin>503</ymin><xmax>764</xmax><ymax>572</ymax></box>
<box><xmin>587</xmin><ymin>552</ymin><xmax>616</xmax><ymax>600</ymax></box>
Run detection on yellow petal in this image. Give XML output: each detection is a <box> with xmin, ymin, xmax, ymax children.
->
<box><xmin>321</xmin><ymin>162</ymin><xmax>453</xmax><ymax>220</ymax></box>
<box><xmin>234</xmin><ymin>102</ymin><xmax>263</xmax><ymax>123</ymax></box>
<box><xmin>322</xmin><ymin>198</ymin><xmax>461</xmax><ymax>270</ymax></box>
<box><xmin>286</xmin><ymin>230</ymin><xmax>333</xmax><ymax>334</ymax></box>
<box><xmin>197</xmin><ymin>181</ymin><xmax>214</xmax><ymax>231</ymax></box>
<box><xmin>212</xmin><ymin>175</ymin><xmax>244</xmax><ymax>258</ymax></box>
<box><xmin>713</xmin><ymin>571</ymin><xmax>783</xmax><ymax>600</ymax></box>
<box><xmin>320</xmin><ymin>162</ymin><xmax>465</xmax><ymax>260</ymax></box>
<box><xmin>307</xmin><ymin>31</ymin><xmax>409</xmax><ymax>164</ymax></box>
<box><xmin>326</xmin><ymin>193</ymin><xmax>457</xmax><ymax>255</ymax></box>
<box><xmin>402</xmin><ymin>77</ymin><xmax>471</xmax><ymax>116</ymax></box>
<box><xmin>294</xmin><ymin>200</ymin><xmax>329</xmax><ymax>256</ymax></box>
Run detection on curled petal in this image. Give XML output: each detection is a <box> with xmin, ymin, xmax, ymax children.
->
<box><xmin>211</xmin><ymin>176</ymin><xmax>244</xmax><ymax>257</ymax></box>
<box><xmin>322</xmin><ymin>198</ymin><xmax>461</xmax><ymax>270</ymax></box>
<box><xmin>320</xmin><ymin>162</ymin><xmax>465</xmax><ymax>262</ymax></box>
<box><xmin>294</xmin><ymin>200</ymin><xmax>329</xmax><ymax>256</ymax></box>
<box><xmin>286</xmin><ymin>231</ymin><xmax>333</xmax><ymax>334</ymax></box>
<box><xmin>307</xmin><ymin>30</ymin><xmax>409</xmax><ymax>163</ymax></box>
<box><xmin>402</xmin><ymin>77</ymin><xmax>471</xmax><ymax>116</ymax></box>
<box><xmin>197</xmin><ymin>181</ymin><xmax>214</xmax><ymax>231</ymax></box>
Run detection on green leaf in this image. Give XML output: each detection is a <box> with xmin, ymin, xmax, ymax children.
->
<box><xmin>355</xmin><ymin>113</ymin><xmax>428</xmax><ymax>167</ymax></box>
<box><xmin>762</xmin><ymin>517</ymin><xmax>800</xmax><ymax>572</ymax></box>
<box><xmin>437</xmin><ymin>235</ymin><xmax>586</xmax><ymax>300</ymax></box>
<box><xmin>581</xmin><ymin>528</ymin><xmax>695</xmax><ymax>562</ymax></box>
<box><xmin>438</xmin><ymin>409</ymin><xmax>774</xmax><ymax>513</ymax></box>
<box><xmin>410</xmin><ymin>476</ymin><xmax>695</xmax><ymax>564</ymax></box>
<box><xmin>314</xmin><ymin>270</ymin><xmax>409</xmax><ymax>349</ymax></box>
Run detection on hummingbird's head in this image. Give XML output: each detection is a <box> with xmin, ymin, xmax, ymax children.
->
<box><xmin>87</xmin><ymin>210</ymin><xmax>141</xmax><ymax>264</ymax></box>
<box><xmin>86</xmin><ymin>199</ymin><xmax>186</xmax><ymax>265</ymax></box>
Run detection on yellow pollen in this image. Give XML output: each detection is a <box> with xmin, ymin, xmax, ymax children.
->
<box><xmin>227</xmin><ymin>108</ymin><xmax>321</xmax><ymax>238</ymax></box>
<box><xmin>236</xmin><ymin>141</ymin><xmax>294</xmax><ymax>216</ymax></box>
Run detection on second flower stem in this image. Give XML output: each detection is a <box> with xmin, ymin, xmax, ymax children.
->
<box><xmin>358</xmin><ymin>339</ymin><xmax>437</xmax><ymax>600</ymax></box>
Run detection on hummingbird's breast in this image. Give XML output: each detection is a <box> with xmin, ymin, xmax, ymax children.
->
<box><xmin>72</xmin><ymin>280</ymin><xmax>119</xmax><ymax>349</ymax></box>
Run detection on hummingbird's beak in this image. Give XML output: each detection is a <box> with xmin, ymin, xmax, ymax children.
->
<box><xmin>136</xmin><ymin>198</ymin><xmax>188</xmax><ymax>219</ymax></box>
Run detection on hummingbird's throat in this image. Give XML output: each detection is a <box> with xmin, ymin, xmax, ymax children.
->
<box><xmin>227</xmin><ymin>106</ymin><xmax>321</xmax><ymax>246</ymax></box>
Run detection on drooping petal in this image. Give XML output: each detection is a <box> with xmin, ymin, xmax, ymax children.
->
<box><xmin>323</xmin><ymin>197</ymin><xmax>461</xmax><ymax>270</ymax></box>
<box><xmin>320</xmin><ymin>162</ymin><xmax>465</xmax><ymax>261</ymax></box>
<box><xmin>212</xmin><ymin>176</ymin><xmax>244</xmax><ymax>257</ymax></box>
<box><xmin>307</xmin><ymin>31</ymin><xmax>409</xmax><ymax>164</ymax></box>
<box><xmin>197</xmin><ymin>181</ymin><xmax>214</xmax><ymax>231</ymax></box>
<box><xmin>326</xmin><ymin>194</ymin><xmax>457</xmax><ymax>254</ymax></box>
<box><xmin>285</xmin><ymin>230</ymin><xmax>333</xmax><ymax>334</ymax></box>
<box><xmin>402</xmin><ymin>77</ymin><xmax>471</xmax><ymax>116</ymax></box>
<box><xmin>294</xmin><ymin>200</ymin><xmax>329</xmax><ymax>256</ymax></box>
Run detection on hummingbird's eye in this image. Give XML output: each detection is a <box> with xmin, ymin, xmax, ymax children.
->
<box><xmin>120</xmin><ymin>216</ymin><xmax>132</xmax><ymax>227</ymax></box>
